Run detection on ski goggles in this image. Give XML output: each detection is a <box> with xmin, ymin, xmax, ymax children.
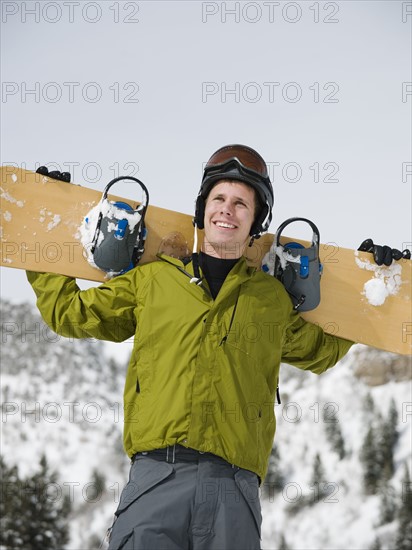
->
<box><xmin>201</xmin><ymin>157</ymin><xmax>273</xmax><ymax>207</ymax></box>
<box><xmin>205</xmin><ymin>145</ymin><xmax>269</xmax><ymax>178</ymax></box>
<box><xmin>201</xmin><ymin>144</ymin><xmax>272</xmax><ymax>195</ymax></box>
<box><xmin>203</xmin><ymin>156</ymin><xmax>267</xmax><ymax>183</ymax></box>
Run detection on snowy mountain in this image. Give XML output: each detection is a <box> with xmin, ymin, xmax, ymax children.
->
<box><xmin>261</xmin><ymin>349</ymin><xmax>411</xmax><ymax>550</ymax></box>
<box><xmin>0</xmin><ymin>299</ymin><xmax>130</xmax><ymax>549</ymax></box>
<box><xmin>1</xmin><ymin>299</ymin><xmax>411</xmax><ymax>550</ymax></box>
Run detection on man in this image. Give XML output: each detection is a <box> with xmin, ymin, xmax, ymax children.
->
<box><xmin>27</xmin><ymin>144</ymin><xmax>355</xmax><ymax>550</ymax></box>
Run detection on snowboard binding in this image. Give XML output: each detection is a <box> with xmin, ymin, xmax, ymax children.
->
<box><xmin>264</xmin><ymin>217</ymin><xmax>322</xmax><ymax>311</ymax></box>
<box><xmin>88</xmin><ymin>176</ymin><xmax>149</xmax><ymax>275</ymax></box>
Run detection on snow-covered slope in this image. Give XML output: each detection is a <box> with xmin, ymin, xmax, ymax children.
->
<box><xmin>261</xmin><ymin>349</ymin><xmax>411</xmax><ymax>550</ymax></box>
<box><xmin>1</xmin><ymin>300</ymin><xmax>410</xmax><ymax>550</ymax></box>
<box><xmin>0</xmin><ymin>300</ymin><xmax>130</xmax><ymax>549</ymax></box>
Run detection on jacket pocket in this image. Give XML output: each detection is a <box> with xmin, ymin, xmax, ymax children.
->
<box><xmin>234</xmin><ymin>468</ymin><xmax>262</xmax><ymax>539</ymax></box>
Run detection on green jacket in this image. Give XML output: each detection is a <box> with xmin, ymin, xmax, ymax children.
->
<box><xmin>27</xmin><ymin>255</ymin><xmax>352</xmax><ymax>480</ymax></box>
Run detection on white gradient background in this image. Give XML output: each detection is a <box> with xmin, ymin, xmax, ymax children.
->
<box><xmin>1</xmin><ymin>0</ymin><xmax>411</xmax><ymax>304</ymax></box>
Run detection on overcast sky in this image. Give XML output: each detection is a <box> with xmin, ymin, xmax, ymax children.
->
<box><xmin>1</xmin><ymin>0</ymin><xmax>411</xmax><ymax>304</ymax></box>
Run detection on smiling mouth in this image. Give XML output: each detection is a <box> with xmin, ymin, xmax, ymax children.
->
<box><xmin>214</xmin><ymin>221</ymin><xmax>237</xmax><ymax>229</ymax></box>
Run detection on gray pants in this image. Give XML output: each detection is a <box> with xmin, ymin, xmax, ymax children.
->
<box><xmin>107</xmin><ymin>446</ymin><xmax>262</xmax><ymax>550</ymax></box>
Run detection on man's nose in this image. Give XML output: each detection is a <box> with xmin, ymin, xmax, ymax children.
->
<box><xmin>220</xmin><ymin>200</ymin><xmax>234</xmax><ymax>216</ymax></box>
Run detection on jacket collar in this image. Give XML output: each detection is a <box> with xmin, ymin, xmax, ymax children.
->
<box><xmin>156</xmin><ymin>253</ymin><xmax>255</xmax><ymax>301</ymax></box>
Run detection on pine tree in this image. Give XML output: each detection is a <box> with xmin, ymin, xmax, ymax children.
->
<box><xmin>376</xmin><ymin>400</ymin><xmax>399</xmax><ymax>482</ymax></box>
<box><xmin>323</xmin><ymin>406</ymin><xmax>346</xmax><ymax>459</ymax></box>
<box><xmin>310</xmin><ymin>452</ymin><xmax>328</xmax><ymax>503</ymax></box>
<box><xmin>262</xmin><ymin>445</ymin><xmax>285</xmax><ymax>500</ymax></box>
<box><xmin>88</xmin><ymin>533</ymin><xmax>104</xmax><ymax>549</ymax></box>
<box><xmin>21</xmin><ymin>454</ymin><xmax>71</xmax><ymax>550</ymax></box>
<box><xmin>369</xmin><ymin>537</ymin><xmax>382</xmax><ymax>550</ymax></box>
<box><xmin>360</xmin><ymin>401</ymin><xmax>399</xmax><ymax>498</ymax></box>
<box><xmin>0</xmin><ymin>455</ymin><xmax>22</xmax><ymax>548</ymax></box>
<box><xmin>377</xmin><ymin>421</ymin><xmax>395</xmax><ymax>481</ymax></box>
<box><xmin>395</xmin><ymin>464</ymin><xmax>412</xmax><ymax>550</ymax></box>
<box><xmin>0</xmin><ymin>454</ymin><xmax>71</xmax><ymax>550</ymax></box>
<box><xmin>310</xmin><ymin>452</ymin><xmax>326</xmax><ymax>487</ymax></box>
<box><xmin>278</xmin><ymin>532</ymin><xmax>291</xmax><ymax>549</ymax></box>
<box><xmin>387</xmin><ymin>398</ymin><xmax>399</xmax><ymax>446</ymax></box>
<box><xmin>378</xmin><ymin>481</ymin><xmax>397</xmax><ymax>525</ymax></box>
<box><xmin>287</xmin><ymin>452</ymin><xmax>329</xmax><ymax>515</ymax></box>
<box><xmin>360</xmin><ymin>424</ymin><xmax>381</xmax><ymax>495</ymax></box>
<box><xmin>363</xmin><ymin>393</ymin><xmax>375</xmax><ymax>415</ymax></box>
<box><xmin>85</xmin><ymin>469</ymin><xmax>106</xmax><ymax>503</ymax></box>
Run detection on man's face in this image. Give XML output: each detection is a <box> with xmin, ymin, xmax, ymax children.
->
<box><xmin>202</xmin><ymin>180</ymin><xmax>256</xmax><ymax>259</ymax></box>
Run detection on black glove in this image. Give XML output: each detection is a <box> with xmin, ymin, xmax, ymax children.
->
<box><xmin>36</xmin><ymin>165</ymin><xmax>71</xmax><ymax>183</ymax></box>
<box><xmin>358</xmin><ymin>238</ymin><xmax>411</xmax><ymax>266</ymax></box>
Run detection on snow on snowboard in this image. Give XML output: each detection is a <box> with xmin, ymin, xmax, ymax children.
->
<box><xmin>1</xmin><ymin>166</ymin><xmax>411</xmax><ymax>355</ymax></box>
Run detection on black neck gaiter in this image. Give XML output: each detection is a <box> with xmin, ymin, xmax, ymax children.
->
<box><xmin>199</xmin><ymin>252</ymin><xmax>239</xmax><ymax>299</ymax></box>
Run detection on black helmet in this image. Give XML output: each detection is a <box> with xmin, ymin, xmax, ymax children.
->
<box><xmin>194</xmin><ymin>144</ymin><xmax>274</xmax><ymax>238</ymax></box>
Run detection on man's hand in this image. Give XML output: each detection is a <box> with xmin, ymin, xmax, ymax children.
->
<box><xmin>358</xmin><ymin>238</ymin><xmax>411</xmax><ymax>266</ymax></box>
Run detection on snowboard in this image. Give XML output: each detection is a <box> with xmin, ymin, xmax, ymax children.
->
<box><xmin>1</xmin><ymin>166</ymin><xmax>411</xmax><ymax>356</ymax></box>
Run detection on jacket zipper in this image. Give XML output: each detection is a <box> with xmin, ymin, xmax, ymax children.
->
<box><xmin>220</xmin><ymin>286</ymin><xmax>241</xmax><ymax>346</ymax></box>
